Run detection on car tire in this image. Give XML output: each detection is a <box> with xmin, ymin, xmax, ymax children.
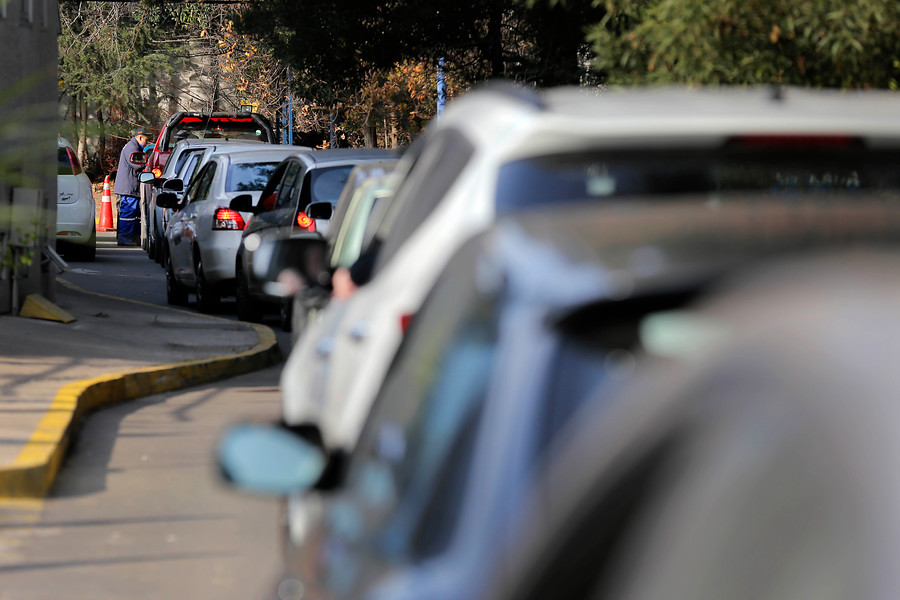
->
<box><xmin>235</xmin><ymin>260</ymin><xmax>263</xmax><ymax>322</ymax></box>
<box><xmin>147</xmin><ymin>232</ymin><xmax>157</xmax><ymax>262</ymax></box>
<box><xmin>81</xmin><ymin>225</ymin><xmax>97</xmax><ymax>262</ymax></box>
<box><xmin>194</xmin><ymin>250</ymin><xmax>220</xmax><ymax>314</ymax></box>
<box><xmin>166</xmin><ymin>254</ymin><xmax>189</xmax><ymax>306</ymax></box>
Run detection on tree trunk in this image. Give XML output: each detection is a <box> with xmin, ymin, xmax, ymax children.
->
<box><xmin>363</xmin><ymin>113</ymin><xmax>375</xmax><ymax>148</ymax></box>
<box><xmin>79</xmin><ymin>96</ymin><xmax>88</xmax><ymax>163</ymax></box>
<box><xmin>389</xmin><ymin>110</ymin><xmax>399</xmax><ymax>149</ymax></box>
<box><xmin>97</xmin><ymin>108</ymin><xmax>107</xmax><ymax>174</ymax></box>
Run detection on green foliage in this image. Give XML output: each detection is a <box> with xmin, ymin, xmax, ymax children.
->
<box><xmin>588</xmin><ymin>0</ymin><xmax>900</xmax><ymax>88</ymax></box>
<box><xmin>234</xmin><ymin>0</ymin><xmax>605</xmax><ymax>105</ymax></box>
<box><xmin>58</xmin><ymin>1</ymin><xmax>179</xmax><ymax>136</ymax></box>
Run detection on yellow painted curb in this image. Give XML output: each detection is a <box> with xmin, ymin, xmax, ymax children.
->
<box><xmin>18</xmin><ymin>294</ymin><xmax>76</xmax><ymax>323</ymax></box>
<box><xmin>0</xmin><ymin>283</ymin><xmax>282</xmax><ymax>498</ymax></box>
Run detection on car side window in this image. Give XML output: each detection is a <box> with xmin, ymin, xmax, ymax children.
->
<box><xmin>344</xmin><ymin>241</ymin><xmax>497</xmax><ymax>562</ymax></box>
<box><xmin>275</xmin><ymin>162</ymin><xmax>303</xmax><ymax>210</ymax></box>
<box><xmin>183</xmin><ymin>162</ymin><xmax>216</xmax><ymax>206</ymax></box>
<box><xmin>372</xmin><ymin>129</ymin><xmax>475</xmax><ymax>274</ymax></box>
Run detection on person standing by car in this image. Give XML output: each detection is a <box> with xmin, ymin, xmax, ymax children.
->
<box><xmin>113</xmin><ymin>127</ymin><xmax>150</xmax><ymax>246</ymax></box>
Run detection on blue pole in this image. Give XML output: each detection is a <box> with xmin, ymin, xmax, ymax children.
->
<box><xmin>287</xmin><ymin>67</ymin><xmax>294</xmax><ymax>145</ymax></box>
<box><xmin>437</xmin><ymin>57</ymin><xmax>446</xmax><ymax>118</ymax></box>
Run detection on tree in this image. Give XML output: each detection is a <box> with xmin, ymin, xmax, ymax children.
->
<box><xmin>232</xmin><ymin>0</ymin><xmax>605</xmax><ymax>145</ymax></box>
<box><xmin>588</xmin><ymin>0</ymin><xmax>900</xmax><ymax>88</ymax></box>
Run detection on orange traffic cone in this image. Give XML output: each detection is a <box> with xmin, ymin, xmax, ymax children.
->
<box><xmin>98</xmin><ymin>175</ymin><xmax>115</xmax><ymax>231</ymax></box>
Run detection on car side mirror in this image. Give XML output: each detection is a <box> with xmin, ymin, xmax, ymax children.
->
<box><xmin>162</xmin><ymin>179</ymin><xmax>183</xmax><ymax>192</ymax></box>
<box><xmin>139</xmin><ymin>172</ymin><xmax>157</xmax><ymax>184</ymax></box>
<box><xmin>218</xmin><ymin>422</ymin><xmax>327</xmax><ymax>496</ymax></box>
<box><xmin>252</xmin><ymin>235</ymin><xmax>331</xmax><ymax>290</ymax></box>
<box><xmin>155</xmin><ymin>192</ymin><xmax>180</xmax><ymax>210</ymax></box>
<box><xmin>306</xmin><ymin>201</ymin><xmax>333</xmax><ymax>221</ymax></box>
<box><xmin>129</xmin><ymin>151</ymin><xmax>147</xmax><ymax>166</ymax></box>
<box><xmin>230</xmin><ymin>194</ymin><xmax>259</xmax><ymax>214</ymax></box>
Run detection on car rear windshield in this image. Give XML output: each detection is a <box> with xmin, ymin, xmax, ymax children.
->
<box><xmin>164</xmin><ymin>117</ymin><xmax>271</xmax><ymax>151</ymax></box>
<box><xmin>304</xmin><ymin>165</ymin><xmax>354</xmax><ymax>207</ymax></box>
<box><xmin>495</xmin><ymin>147</ymin><xmax>900</xmax><ymax>213</ymax></box>
<box><xmin>58</xmin><ymin>147</ymin><xmax>82</xmax><ymax>176</ymax></box>
<box><xmin>225</xmin><ymin>162</ymin><xmax>280</xmax><ymax>192</ymax></box>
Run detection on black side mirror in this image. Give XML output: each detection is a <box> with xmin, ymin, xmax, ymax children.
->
<box><xmin>252</xmin><ymin>235</ymin><xmax>331</xmax><ymax>288</ymax></box>
<box><xmin>162</xmin><ymin>179</ymin><xmax>183</xmax><ymax>192</ymax></box>
<box><xmin>306</xmin><ymin>201</ymin><xmax>333</xmax><ymax>221</ymax></box>
<box><xmin>155</xmin><ymin>192</ymin><xmax>181</xmax><ymax>210</ymax></box>
<box><xmin>129</xmin><ymin>151</ymin><xmax>147</xmax><ymax>166</ymax></box>
<box><xmin>230</xmin><ymin>194</ymin><xmax>259</xmax><ymax>215</ymax></box>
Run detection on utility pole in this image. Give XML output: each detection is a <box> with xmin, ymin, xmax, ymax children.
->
<box><xmin>437</xmin><ymin>57</ymin><xmax>446</xmax><ymax>118</ymax></box>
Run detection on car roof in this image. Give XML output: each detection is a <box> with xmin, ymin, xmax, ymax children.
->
<box><xmin>432</xmin><ymin>84</ymin><xmax>900</xmax><ymax>162</ymax></box>
<box><xmin>288</xmin><ymin>148</ymin><xmax>399</xmax><ymax>167</ymax></box>
<box><xmin>212</xmin><ymin>147</ymin><xmax>315</xmax><ymax>164</ymax></box>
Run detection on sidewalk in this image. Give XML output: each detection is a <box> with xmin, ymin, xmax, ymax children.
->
<box><xmin>0</xmin><ymin>276</ymin><xmax>281</xmax><ymax>498</ymax></box>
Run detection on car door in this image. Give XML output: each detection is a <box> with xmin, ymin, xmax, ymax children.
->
<box><xmin>169</xmin><ymin>162</ymin><xmax>216</xmax><ymax>282</ymax></box>
<box><xmin>245</xmin><ymin>160</ymin><xmax>305</xmax><ymax>294</ymax></box>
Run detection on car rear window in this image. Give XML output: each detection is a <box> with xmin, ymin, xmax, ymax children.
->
<box><xmin>164</xmin><ymin>116</ymin><xmax>271</xmax><ymax>151</ymax></box>
<box><xmin>495</xmin><ymin>147</ymin><xmax>900</xmax><ymax>213</ymax></box>
<box><xmin>58</xmin><ymin>147</ymin><xmax>82</xmax><ymax>176</ymax></box>
<box><xmin>300</xmin><ymin>165</ymin><xmax>354</xmax><ymax>208</ymax></box>
<box><xmin>225</xmin><ymin>162</ymin><xmax>280</xmax><ymax>192</ymax></box>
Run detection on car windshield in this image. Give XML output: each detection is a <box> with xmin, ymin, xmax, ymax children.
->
<box><xmin>225</xmin><ymin>162</ymin><xmax>280</xmax><ymax>192</ymax></box>
<box><xmin>495</xmin><ymin>147</ymin><xmax>900</xmax><ymax>213</ymax></box>
<box><xmin>165</xmin><ymin>117</ymin><xmax>269</xmax><ymax>151</ymax></box>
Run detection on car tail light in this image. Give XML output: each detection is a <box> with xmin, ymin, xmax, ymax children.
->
<box><xmin>295</xmin><ymin>211</ymin><xmax>316</xmax><ymax>233</ymax></box>
<box><xmin>65</xmin><ymin>147</ymin><xmax>83</xmax><ymax>176</ymax></box>
<box><xmin>400</xmin><ymin>313</ymin><xmax>414</xmax><ymax>334</ymax></box>
<box><xmin>214</xmin><ymin>208</ymin><xmax>246</xmax><ymax>230</ymax></box>
<box><xmin>151</xmin><ymin>167</ymin><xmax>163</xmax><ymax>178</ymax></box>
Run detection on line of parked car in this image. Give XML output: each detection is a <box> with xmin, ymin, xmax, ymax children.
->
<box><xmin>124</xmin><ymin>111</ymin><xmax>397</xmax><ymax>321</ymax></box>
<box><xmin>213</xmin><ymin>83</ymin><xmax>900</xmax><ymax>600</ymax></box>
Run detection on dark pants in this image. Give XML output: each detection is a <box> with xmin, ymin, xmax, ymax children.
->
<box><xmin>117</xmin><ymin>195</ymin><xmax>141</xmax><ymax>246</ymax></box>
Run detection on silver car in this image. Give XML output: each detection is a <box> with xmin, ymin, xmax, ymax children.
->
<box><xmin>144</xmin><ymin>138</ymin><xmax>272</xmax><ymax>265</ymax></box>
<box><xmin>56</xmin><ymin>137</ymin><xmax>96</xmax><ymax>261</ymax></box>
<box><xmin>159</xmin><ymin>148</ymin><xmax>309</xmax><ymax>311</ymax></box>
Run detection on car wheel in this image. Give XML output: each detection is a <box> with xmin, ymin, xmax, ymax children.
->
<box><xmin>156</xmin><ymin>234</ymin><xmax>167</xmax><ymax>266</ymax></box>
<box><xmin>194</xmin><ymin>251</ymin><xmax>220</xmax><ymax>314</ymax></box>
<box><xmin>235</xmin><ymin>260</ymin><xmax>263</xmax><ymax>322</ymax></box>
<box><xmin>147</xmin><ymin>232</ymin><xmax>157</xmax><ymax>262</ymax></box>
<box><xmin>166</xmin><ymin>255</ymin><xmax>189</xmax><ymax>306</ymax></box>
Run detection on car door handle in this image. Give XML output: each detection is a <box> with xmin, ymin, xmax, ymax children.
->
<box><xmin>315</xmin><ymin>337</ymin><xmax>334</xmax><ymax>358</ymax></box>
<box><xmin>349</xmin><ymin>321</ymin><xmax>369</xmax><ymax>341</ymax></box>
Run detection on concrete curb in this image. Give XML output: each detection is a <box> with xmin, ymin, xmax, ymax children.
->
<box><xmin>0</xmin><ymin>286</ymin><xmax>282</xmax><ymax>498</ymax></box>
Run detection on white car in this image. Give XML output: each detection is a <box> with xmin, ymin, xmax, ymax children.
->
<box><xmin>280</xmin><ymin>83</ymin><xmax>900</xmax><ymax>457</ymax></box>
<box><xmin>56</xmin><ymin>137</ymin><xmax>96</xmax><ymax>261</ymax></box>
<box><xmin>158</xmin><ymin>147</ymin><xmax>310</xmax><ymax>312</ymax></box>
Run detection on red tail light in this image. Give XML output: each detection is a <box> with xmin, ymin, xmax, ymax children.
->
<box><xmin>400</xmin><ymin>313</ymin><xmax>414</xmax><ymax>334</ymax></box>
<box><xmin>151</xmin><ymin>167</ymin><xmax>163</xmax><ymax>178</ymax></box>
<box><xmin>295</xmin><ymin>211</ymin><xmax>316</xmax><ymax>232</ymax></box>
<box><xmin>66</xmin><ymin>147</ymin><xmax>83</xmax><ymax>176</ymax></box>
<box><xmin>214</xmin><ymin>208</ymin><xmax>246</xmax><ymax>230</ymax></box>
